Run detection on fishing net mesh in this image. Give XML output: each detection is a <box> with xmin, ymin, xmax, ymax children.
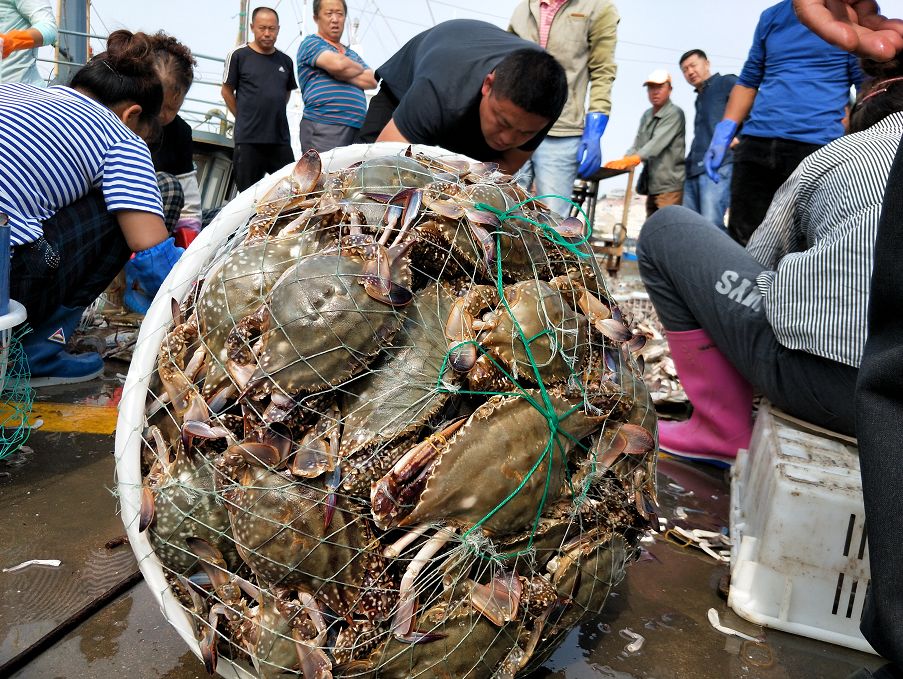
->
<box><xmin>121</xmin><ymin>146</ymin><xmax>658</xmax><ymax>678</ymax></box>
<box><xmin>0</xmin><ymin>326</ymin><xmax>34</xmax><ymax>461</ymax></box>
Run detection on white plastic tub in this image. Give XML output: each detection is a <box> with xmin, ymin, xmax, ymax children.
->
<box><xmin>113</xmin><ymin>143</ymin><xmax>471</xmax><ymax>677</ymax></box>
<box><xmin>729</xmin><ymin>404</ymin><xmax>876</xmax><ymax>654</ymax></box>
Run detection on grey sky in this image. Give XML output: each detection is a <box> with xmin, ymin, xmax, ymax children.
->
<box><xmin>66</xmin><ymin>0</ymin><xmax>903</xmax><ymax>159</ymax></box>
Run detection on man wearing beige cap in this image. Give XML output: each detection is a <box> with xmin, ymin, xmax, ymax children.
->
<box><xmin>607</xmin><ymin>69</ymin><xmax>685</xmax><ymax>216</ymax></box>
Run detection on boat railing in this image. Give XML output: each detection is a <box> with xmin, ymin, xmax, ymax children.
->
<box><xmin>42</xmin><ymin>28</ymin><xmax>234</xmax><ymax>138</ymax></box>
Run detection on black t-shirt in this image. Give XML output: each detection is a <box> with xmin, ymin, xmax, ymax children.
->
<box><xmin>224</xmin><ymin>45</ymin><xmax>297</xmax><ymax>144</ymax></box>
<box><xmin>375</xmin><ymin>19</ymin><xmax>551</xmax><ymax>161</ymax></box>
<box><xmin>152</xmin><ymin>115</ymin><xmax>194</xmax><ymax>175</ymax></box>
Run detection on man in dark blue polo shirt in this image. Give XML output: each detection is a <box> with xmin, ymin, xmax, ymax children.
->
<box><xmin>679</xmin><ymin>49</ymin><xmax>737</xmax><ymax>231</ymax></box>
<box><xmin>356</xmin><ymin>19</ymin><xmax>567</xmax><ymax>174</ymax></box>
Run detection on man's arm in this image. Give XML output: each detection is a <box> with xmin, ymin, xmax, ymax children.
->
<box><xmin>375</xmin><ymin>118</ymin><xmax>410</xmax><ymax>143</ymax></box>
<box><xmin>586</xmin><ymin>3</ymin><xmax>619</xmax><ymax>116</ymax></box>
<box><xmin>498</xmin><ymin>148</ymin><xmax>533</xmax><ymax>175</ymax></box>
<box><xmin>221</xmin><ymin>83</ymin><xmax>238</xmax><ymax>117</ymax></box>
<box><xmin>315</xmin><ymin>51</ymin><xmax>377</xmax><ymax>89</ymax></box>
<box><xmin>721</xmin><ymin>83</ymin><xmax>758</xmax><ymax>126</ymax></box>
<box><xmin>348</xmin><ymin>69</ymin><xmax>377</xmax><ymax>90</ymax></box>
<box><xmin>793</xmin><ymin>0</ymin><xmax>903</xmax><ymax>60</ymax></box>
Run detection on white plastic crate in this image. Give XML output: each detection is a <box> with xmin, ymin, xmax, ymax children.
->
<box><xmin>729</xmin><ymin>404</ymin><xmax>876</xmax><ymax>654</ymax></box>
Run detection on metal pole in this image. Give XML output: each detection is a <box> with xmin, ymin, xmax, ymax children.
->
<box><xmin>238</xmin><ymin>0</ymin><xmax>250</xmax><ymax>45</ymax></box>
<box><xmin>54</xmin><ymin>0</ymin><xmax>89</xmax><ymax>84</ymax></box>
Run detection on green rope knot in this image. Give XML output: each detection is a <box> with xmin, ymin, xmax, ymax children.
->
<box><xmin>473</xmin><ymin>194</ymin><xmax>593</xmax><ymax>259</ymax></box>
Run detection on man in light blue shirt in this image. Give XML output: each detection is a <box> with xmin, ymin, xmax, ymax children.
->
<box><xmin>0</xmin><ymin>0</ymin><xmax>57</xmax><ymax>86</ymax></box>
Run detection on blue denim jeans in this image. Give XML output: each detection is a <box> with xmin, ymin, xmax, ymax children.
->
<box><xmin>683</xmin><ymin>165</ymin><xmax>732</xmax><ymax>231</ymax></box>
<box><xmin>516</xmin><ymin>136</ymin><xmax>581</xmax><ymax>217</ymax></box>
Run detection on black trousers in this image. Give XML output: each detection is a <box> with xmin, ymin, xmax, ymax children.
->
<box><xmin>728</xmin><ymin>135</ymin><xmax>822</xmax><ymax>245</ymax></box>
<box><xmin>233</xmin><ymin>143</ymin><xmax>295</xmax><ymax>192</ymax></box>
<box><xmin>355</xmin><ymin>85</ymin><xmax>399</xmax><ymax>144</ymax></box>
<box><xmin>855</xmin><ymin>136</ymin><xmax>903</xmax><ymax>668</ymax></box>
<box><xmin>10</xmin><ymin>191</ymin><xmax>132</xmax><ymax>322</ymax></box>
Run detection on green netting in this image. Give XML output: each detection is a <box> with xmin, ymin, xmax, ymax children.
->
<box><xmin>133</xmin><ymin>148</ymin><xmax>658</xmax><ymax>678</ymax></box>
<box><xmin>0</xmin><ymin>327</ymin><xmax>34</xmax><ymax>460</ymax></box>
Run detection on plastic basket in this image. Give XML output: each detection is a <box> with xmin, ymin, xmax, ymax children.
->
<box><xmin>729</xmin><ymin>404</ymin><xmax>876</xmax><ymax>654</ymax></box>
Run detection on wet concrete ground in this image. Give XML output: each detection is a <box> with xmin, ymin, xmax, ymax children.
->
<box><xmin>0</xmin><ymin>365</ymin><xmax>885</xmax><ymax>678</ymax></box>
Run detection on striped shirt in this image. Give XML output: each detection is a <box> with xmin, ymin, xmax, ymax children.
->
<box><xmin>746</xmin><ymin>111</ymin><xmax>903</xmax><ymax>368</ymax></box>
<box><xmin>296</xmin><ymin>34</ymin><xmax>368</xmax><ymax>128</ymax></box>
<box><xmin>0</xmin><ymin>83</ymin><xmax>162</xmax><ymax>247</ymax></box>
<box><xmin>539</xmin><ymin>0</ymin><xmax>569</xmax><ymax>48</ymax></box>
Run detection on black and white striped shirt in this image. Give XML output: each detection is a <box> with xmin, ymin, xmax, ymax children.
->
<box><xmin>0</xmin><ymin>83</ymin><xmax>163</xmax><ymax>247</ymax></box>
<box><xmin>746</xmin><ymin>111</ymin><xmax>903</xmax><ymax>368</ymax></box>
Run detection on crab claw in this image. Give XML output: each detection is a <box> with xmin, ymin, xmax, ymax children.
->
<box><xmin>231</xmin><ymin>441</ymin><xmax>283</xmax><ymax>468</ymax></box>
<box><xmin>554</xmin><ymin>216</ymin><xmax>586</xmax><ymax>240</ymax></box>
<box><xmin>597</xmin><ymin>318</ymin><xmax>633</xmax><ymax>342</ymax></box>
<box><xmin>598</xmin><ymin>423</ymin><xmax>655</xmax><ymax>468</ymax></box>
<box><xmin>444</xmin><ymin>296</ymin><xmax>479</xmax><ymax>371</ymax></box>
<box><xmin>292</xmin><ymin>148</ymin><xmax>322</xmax><ymax>195</ymax></box>
<box><xmin>292</xmin><ymin>628</ymin><xmax>333</xmax><ymax>679</ymax></box>
<box><xmin>470</xmin><ymin>573</ymin><xmax>523</xmax><ymax>626</ymax></box>
<box><xmin>371</xmin><ymin>419</ymin><xmax>466</xmax><ymax>528</ymax></box>
<box><xmin>361</xmin><ymin>243</ymin><xmax>413</xmax><ymax>306</ymax></box>
<box><xmin>181</xmin><ymin>420</ymin><xmax>231</xmax><ymax>456</ymax></box>
<box><xmin>138</xmin><ymin>485</ymin><xmax>155</xmax><ymax>532</ymax></box>
<box><xmin>448</xmin><ymin>341</ymin><xmax>478</xmax><ymax>373</ymax></box>
<box><xmin>199</xmin><ymin>624</ymin><xmax>219</xmax><ymax>675</ymax></box>
<box><xmin>185</xmin><ymin>537</ymin><xmax>232</xmax><ymax>589</ymax></box>
<box><xmin>427</xmin><ymin>198</ymin><xmax>466</xmax><ymax>220</ymax></box>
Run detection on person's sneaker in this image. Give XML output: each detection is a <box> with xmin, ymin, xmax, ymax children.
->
<box><xmin>20</xmin><ymin>305</ymin><xmax>104</xmax><ymax>387</ymax></box>
<box><xmin>847</xmin><ymin>665</ymin><xmax>903</xmax><ymax>679</ymax></box>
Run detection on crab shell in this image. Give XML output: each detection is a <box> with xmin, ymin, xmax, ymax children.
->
<box><xmin>340</xmin><ymin>599</ymin><xmax>520</xmax><ymax>679</ymax></box>
<box><xmin>235</xmin><ymin>242</ymin><xmax>412</xmax><ymax>397</ymax></box>
<box><xmin>198</xmin><ymin>227</ymin><xmax>333</xmax><ymax>400</ymax></box>
<box><xmin>338</xmin><ymin>284</ymin><xmax>457</xmax><ymax>496</ymax></box>
<box><xmin>457</xmin><ymin>279</ymin><xmax>591</xmax><ymax>391</ymax></box>
<box><xmin>371</xmin><ymin>390</ymin><xmax>608</xmax><ymax>535</ymax></box>
<box><xmin>139</xmin><ymin>432</ymin><xmax>239</xmax><ymax>575</ymax></box>
<box><xmin>227</xmin><ymin>458</ymin><xmax>395</xmax><ymax>621</ymax></box>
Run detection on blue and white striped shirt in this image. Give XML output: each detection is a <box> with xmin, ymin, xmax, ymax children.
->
<box><xmin>296</xmin><ymin>35</ymin><xmax>368</xmax><ymax>128</ymax></box>
<box><xmin>746</xmin><ymin>111</ymin><xmax>903</xmax><ymax>368</ymax></box>
<box><xmin>0</xmin><ymin>83</ymin><xmax>163</xmax><ymax>247</ymax></box>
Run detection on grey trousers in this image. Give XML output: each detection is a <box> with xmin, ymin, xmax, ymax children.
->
<box><xmin>298</xmin><ymin>118</ymin><xmax>358</xmax><ymax>154</ymax></box>
<box><xmin>636</xmin><ymin>205</ymin><xmax>857</xmax><ymax>435</ymax></box>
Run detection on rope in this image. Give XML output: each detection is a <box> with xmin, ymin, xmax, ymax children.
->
<box><xmin>434</xmin><ymin>194</ymin><xmax>603</xmax><ymax>560</ymax></box>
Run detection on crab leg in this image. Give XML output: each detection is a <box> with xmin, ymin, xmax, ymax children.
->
<box><xmin>392</xmin><ymin>526</ymin><xmax>455</xmax><ymax>641</ymax></box>
<box><xmin>389</xmin><ymin>188</ymin><xmax>423</xmax><ymax>247</ymax></box>
<box><xmin>383</xmin><ymin>522</ymin><xmax>431</xmax><ymax>559</ymax></box>
<box><xmin>293</xmin><ymin>592</ymin><xmax>333</xmax><ymax>679</ymax></box>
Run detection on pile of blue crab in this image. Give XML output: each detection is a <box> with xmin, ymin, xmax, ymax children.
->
<box><xmin>138</xmin><ymin>147</ymin><xmax>658</xmax><ymax>678</ymax></box>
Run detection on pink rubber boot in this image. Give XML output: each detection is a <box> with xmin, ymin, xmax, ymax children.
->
<box><xmin>658</xmin><ymin>328</ymin><xmax>753</xmax><ymax>466</ymax></box>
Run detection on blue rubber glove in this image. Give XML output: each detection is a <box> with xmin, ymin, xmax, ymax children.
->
<box><xmin>704</xmin><ymin>119</ymin><xmax>738</xmax><ymax>183</ymax></box>
<box><xmin>124</xmin><ymin>237</ymin><xmax>184</xmax><ymax>314</ymax></box>
<box><xmin>576</xmin><ymin>112</ymin><xmax>609</xmax><ymax>179</ymax></box>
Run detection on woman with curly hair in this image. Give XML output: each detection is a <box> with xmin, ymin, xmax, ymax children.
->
<box><xmin>0</xmin><ymin>30</ymin><xmax>184</xmax><ymax>385</ymax></box>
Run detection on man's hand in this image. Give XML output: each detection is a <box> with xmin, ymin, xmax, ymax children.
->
<box><xmin>704</xmin><ymin>119</ymin><xmax>738</xmax><ymax>182</ymax></box>
<box><xmin>576</xmin><ymin>112</ymin><xmax>609</xmax><ymax>178</ymax></box>
<box><xmin>604</xmin><ymin>154</ymin><xmax>641</xmax><ymax>171</ymax></box>
<box><xmin>793</xmin><ymin>0</ymin><xmax>903</xmax><ymax>61</ymax></box>
<box><xmin>0</xmin><ymin>30</ymin><xmax>36</xmax><ymax>57</ymax></box>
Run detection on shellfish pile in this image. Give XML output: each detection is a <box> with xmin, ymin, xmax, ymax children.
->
<box><xmin>134</xmin><ymin>145</ymin><xmax>658</xmax><ymax>678</ymax></box>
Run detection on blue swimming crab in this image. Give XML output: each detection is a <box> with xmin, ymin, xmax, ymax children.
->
<box><xmin>225</xmin><ymin>236</ymin><xmax>414</xmax><ymax>399</ymax></box>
